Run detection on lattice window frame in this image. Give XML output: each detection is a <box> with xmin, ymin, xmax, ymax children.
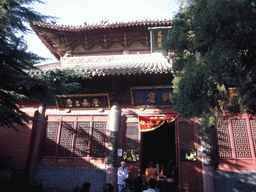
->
<box><xmin>42</xmin><ymin>116</ymin><xmax>107</xmax><ymax>159</ymax></box>
<box><xmin>216</xmin><ymin>120</ymin><xmax>233</xmax><ymax>158</ymax></box>
<box><xmin>217</xmin><ymin>117</ymin><xmax>256</xmax><ymax>159</ymax></box>
<box><xmin>74</xmin><ymin>122</ymin><xmax>90</xmax><ymax>157</ymax></box>
<box><xmin>42</xmin><ymin>122</ymin><xmax>59</xmax><ymax>156</ymax></box>
<box><xmin>250</xmin><ymin>120</ymin><xmax>256</xmax><ymax>155</ymax></box>
<box><xmin>231</xmin><ymin>119</ymin><xmax>252</xmax><ymax>158</ymax></box>
<box><xmin>90</xmin><ymin>121</ymin><xmax>107</xmax><ymax>158</ymax></box>
<box><xmin>58</xmin><ymin>122</ymin><xmax>75</xmax><ymax>157</ymax></box>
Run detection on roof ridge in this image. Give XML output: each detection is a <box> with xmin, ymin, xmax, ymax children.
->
<box><xmin>31</xmin><ymin>19</ymin><xmax>172</xmax><ymax>30</ymax></box>
<box><xmin>62</xmin><ymin>54</ymin><xmax>168</xmax><ymax>64</ymax></box>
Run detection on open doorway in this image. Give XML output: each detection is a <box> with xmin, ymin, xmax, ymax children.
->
<box><xmin>141</xmin><ymin>121</ymin><xmax>176</xmax><ymax>175</ymax></box>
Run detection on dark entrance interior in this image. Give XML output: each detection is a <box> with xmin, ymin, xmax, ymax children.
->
<box><xmin>141</xmin><ymin>121</ymin><xmax>176</xmax><ymax>174</ymax></box>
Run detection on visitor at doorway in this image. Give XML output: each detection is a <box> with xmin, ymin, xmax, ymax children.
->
<box><xmin>143</xmin><ymin>178</ymin><xmax>157</xmax><ymax>192</ymax></box>
<box><xmin>164</xmin><ymin>160</ymin><xmax>177</xmax><ymax>191</ymax></box>
<box><xmin>117</xmin><ymin>161</ymin><xmax>129</xmax><ymax>192</ymax></box>
<box><xmin>145</xmin><ymin>161</ymin><xmax>158</xmax><ymax>182</ymax></box>
<box><xmin>164</xmin><ymin>160</ymin><xmax>174</xmax><ymax>179</ymax></box>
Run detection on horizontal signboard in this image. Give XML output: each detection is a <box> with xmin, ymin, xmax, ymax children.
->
<box><xmin>130</xmin><ymin>85</ymin><xmax>173</xmax><ymax>108</ymax></box>
<box><xmin>56</xmin><ymin>94</ymin><xmax>110</xmax><ymax>110</ymax></box>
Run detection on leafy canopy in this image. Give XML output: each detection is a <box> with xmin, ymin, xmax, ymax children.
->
<box><xmin>164</xmin><ymin>0</ymin><xmax>256</xmax><ymax>151</ymax></box>
<box><xmin>0</xmin><ymin>0</ymin><xmax>83</xmax><ymax>130</ymax></box>
<box><xmin>165</xmin><ymin>0</ymin><xmax>256</xmax><ymax>121</ymax></box>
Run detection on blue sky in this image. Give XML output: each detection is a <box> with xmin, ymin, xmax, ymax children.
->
<box><xmin>25</xmin><ymin>0</ymin><xmax>180</xmax><ymax>63</ymax></box>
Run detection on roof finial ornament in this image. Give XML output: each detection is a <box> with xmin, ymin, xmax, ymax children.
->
<box><xmin>64</xmin><ymin>50</ymin><xmax>72</xmax><ymax>58</ymax></box>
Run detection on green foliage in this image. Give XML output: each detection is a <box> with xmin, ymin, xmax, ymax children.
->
<box><xmin>165</xmin><ymin>0</ymin><xmax>256</xmax><ymax>119</ymax></box>
<box><xmin>165</xmin><ymin>0</ymin><xmax>256</xmax><ymax>154</ymax></box>
<box><xmin>0</xmin><ymin>0</ymin><xmax>82</xmax><ymax>130</ymax></box>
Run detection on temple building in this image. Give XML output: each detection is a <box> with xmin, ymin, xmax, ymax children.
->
<box><xmin>0</xmin><ymin>19</ymin><xmax>256</xmax><ymax>192</ymax></box>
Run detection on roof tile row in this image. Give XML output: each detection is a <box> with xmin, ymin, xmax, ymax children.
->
<box><xmin>29</xmin><ymin>54</ymin><xmax>172</xmax><ymax>77</ymax></box>
<box><xmin>31</xmin><ymin>19</ymin><xmax>173</xmax><ymax>32</ymax></box>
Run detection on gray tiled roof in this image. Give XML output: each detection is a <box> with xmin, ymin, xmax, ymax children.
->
<box><xmin>29</xmin><ymin>54</ymin><xmax>172</xmax><ymax>77</ymax></box>
<box><xmin>31</xmin><ymin>19</ymin><xmax>173</xmax><ymax>32</ymax></box>
<box><xmin>30</xmin><ymin>19</ymin><xmax>173</xmax><ymax>61</ymax></box>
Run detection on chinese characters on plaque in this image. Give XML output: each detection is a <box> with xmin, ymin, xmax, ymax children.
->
<box><xmin>130</xmin><ymin>86</ymin><xmax>173</xmax><ymax>108</ymax></box>
<box><xmin>56</xmin><ymin>94</ymin><xmax>110</xmax><ymax>110</ymax></box>
<box><xmin>150</xmin><ymin>28</ymin><xmax>169</xmax><ymax>53</ymax></box>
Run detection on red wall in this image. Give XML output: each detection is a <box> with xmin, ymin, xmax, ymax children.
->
<box><xmin>0</xmin><ymin>106</ymin><xmax>38</xmax><ymax>170</ymax></box>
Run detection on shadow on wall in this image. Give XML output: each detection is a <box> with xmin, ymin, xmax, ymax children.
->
<box><xmin>0</xmin><ymin>108</ymin><xmax>37</xmax><ymax>191</ymax></box>
<box><xmin>35</xmin><ymin>167</ymin><xmax>106</xmax><ymax>192</ymax></box>
<box><xmin>215</xmin><ymin>171</ymin><xmax>256</xmax><ymax>192</ymax></box>
<box><xmin>0</xmin><ymin>116</ymin><xmax>113</xmax><ymax>192</ymax></box>
<box><xmin>35</xmin><ymin>119</ymin><xmax>110</xmax><ymax>192</ymax></box>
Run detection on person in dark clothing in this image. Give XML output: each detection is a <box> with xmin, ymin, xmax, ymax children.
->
<box><xmin>121</xmin><ymin>178</ymin><xmax>134</xmax><ymax>192</ymax></box>
<box><xmin>142</xmin><ymin>180</ymin><xmax>148</xmax><ymax>191</ymax></box>
<box><xmin>157</xmin><ymin>179</ymin><xmax>172</xmax><ymax>192</ymax></box>
<box><xmin>164</xmin><ymin>160</ymin><xmax>178</xmax><ymax>192</ymax></box>
<box><xmin>82</xmin><ymin>182</ymin><xmax>91</xmax><ymax>192</ymax></box>
<box><xmin>164</xmin><ymin>160</ymin><xmax>174</xmax><ymax>178</ymax></box>
<box><xmin>133</xmin><ymin>177</ymin><xmax>143</xmax><ymax>192</ymax></box>
<box><xmin>143</xmin><ymin>178</ymin><xmax>157</xmax><ymax>192</ymax></box>
<box><xmin>102</xmin><ymin>183</ymin><xmax>114</xmax><ymax>192</ymax></box>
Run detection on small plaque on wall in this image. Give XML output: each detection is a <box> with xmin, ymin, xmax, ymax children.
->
<box><xmin>123</xmin><ymin>149</ymin><xmax>139</xmax><ymax>162</ymax></box>
<box><xmin>180</xmin><ymin>149</ymin><xmax>197</xmax><ymax>161</ymax></box>
<box><xmin>118</xmin><ymin>149</ymin><xmax>123</xmax><ymax>157</ymax></box>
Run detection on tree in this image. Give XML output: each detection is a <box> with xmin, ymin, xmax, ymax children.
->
<box><xmin>0</xmin><ymin>0</ymin><xmax>82</xmax><ymax>130</ymax></box>
<box><xmin>164</xmin><ymin>0</ymin><xmax>256</xmax><ymax>156</ymax></box>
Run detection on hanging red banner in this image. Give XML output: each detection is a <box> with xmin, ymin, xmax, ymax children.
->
<box><xmin>139</xmin><ymin>114</ymin><xmax>178</xmax><ymax>132</ymax></box>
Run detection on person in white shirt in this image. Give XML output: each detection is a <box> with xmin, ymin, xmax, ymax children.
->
<box><xmin>117</xmin><ymin>161</ymin><xmax>129</xmax><ymax>192</ymax></box>
<box><xmin>143</xmin><ymin>178</ymin><xmax>157</xmax><ymax>192</ymax></box>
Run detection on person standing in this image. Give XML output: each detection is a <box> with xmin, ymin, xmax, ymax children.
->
<box><xmin>145</xmin><ymin>161</ymin><xmax>158</xmax><ymax>182</ymax></box>
<box><xmin>117</xmin><ymin>161</ymin><xmax>129</xmax><ymax>192</ymax></box>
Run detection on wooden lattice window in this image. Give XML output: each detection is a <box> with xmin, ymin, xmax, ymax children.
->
<box><xmin>216</xmin><ymin>120</ymin><xmax>232</xmax><ymax>158</ymax></box>
<box><xmin>42</xmin><ymin>116</ymin><xmax>107</xmax><ymax>159</ymax></box>
<box><xmin>42</xmin><ymin>122</ymin><xmax>59</xmax><ymax>156</ymax></box>
<box><xmin>74</xmin><ymin>122</ymin><xmax>90</xmax><ymax>157</ymax></box>
<box><xmin>231</xmin><ymin>119</ymin><xmax>252</xmax><ymax>158</ymax></box>
<box><xmin>58</xmin><ymin>122</ymin><xmax>74</xmax><ymax>157</ymax></box>
<box><xmin>250</xmin><ymin>120</ymin><xmax>256</xmax><ymax>155</ymax></box>
<box><xmin>91</xmin><ymin>122</ymin><xmax>107</xmax><ymax>158</ymax></box>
